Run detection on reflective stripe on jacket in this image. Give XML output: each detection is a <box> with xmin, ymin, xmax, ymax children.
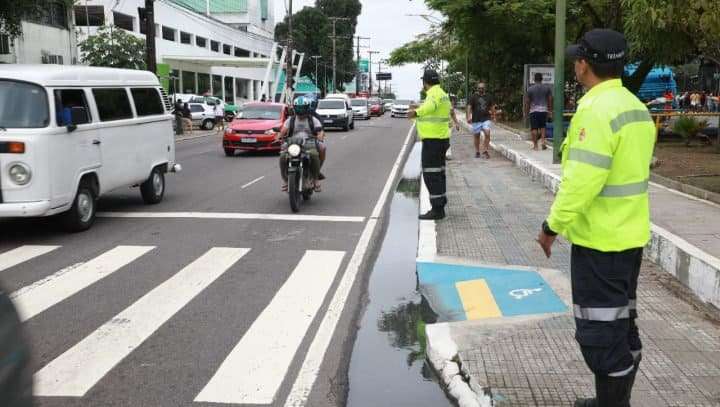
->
<box><xmin>415</xmin><ymin>85</ymin><xmax>451</xmax><ymax>140</ymax></box>
<box><xmin>547</xmin><ymin>79</ymin><xmax>656</xmax><ymax>252</ymax></box>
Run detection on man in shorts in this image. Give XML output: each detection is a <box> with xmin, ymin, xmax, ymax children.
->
<box><xmin>525</xmin><ymin>72</ymin><xmax>553</xmax><ymax>150</ymax></box>
<box><xmin>466</xmin><ymin>82</ymin><xmax>496</xmax><ymax>159</ymax></box>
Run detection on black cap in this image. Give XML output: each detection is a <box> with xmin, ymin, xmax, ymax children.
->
<box><xmin>566</xmin><ymin>29</ymin><xmax>627</xmax><ymax>63</ymax></box>
<box><xmin>421</xmin><ymin>69</ymin><xmax>440</xmax><ymax>82</ymax></box>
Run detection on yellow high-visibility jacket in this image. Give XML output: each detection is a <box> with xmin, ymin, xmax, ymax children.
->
<box><xmin>548</xmin><ymin>79</ymin><xmax>656</xmax><ymax>252</ymax></box>
<box><xmin>415</xmin><ymin>85</ymin><xmax>451</xmax><ymax>140</ymax></box>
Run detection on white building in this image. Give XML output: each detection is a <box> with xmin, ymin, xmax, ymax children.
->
<box><xmin>0</xmin><ymin>1</ymin><xmax>78</xmax><ymax>65</ymax></box>
<box><xmin>74</xmin><ymin>0</ymin><xmax>277</xmax><ymax>104</ymax></box>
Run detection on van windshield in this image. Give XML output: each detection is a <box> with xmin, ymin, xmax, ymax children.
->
<box><xmin>0</xmin><ymin>80</ymin><xmax>49</xmax><ymax>128</ymax></box>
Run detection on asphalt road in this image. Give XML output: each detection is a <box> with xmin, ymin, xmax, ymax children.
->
<box><xmin>0</xmin><ymin>114</ymin><xmax>414</xmax><ymax>407</ymax></box>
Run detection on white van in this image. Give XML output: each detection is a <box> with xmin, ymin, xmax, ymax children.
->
<box><xmin>0</xmin><ymin>65</ymin><xmax>181</xmax><ymax>232</ymax></box>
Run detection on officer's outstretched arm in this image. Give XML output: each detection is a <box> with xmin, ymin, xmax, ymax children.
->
<box><xmin>415</xmin><ymin>95</ymin><xmax>438</xmax><ymax>117</ymax></box>
<box><xmin>547</xmin><ymin>111</ymin><xmax>615</xmax><ymax>236</ymax></box>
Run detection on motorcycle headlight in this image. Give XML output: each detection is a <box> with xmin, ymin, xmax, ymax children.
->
<box><xmin>8</xmin><ymin>163</ymin><xmax>31</xmax><ymax>185</ymax></box>
<box><xmin>288</xmin><ymin>144</ymin><xmax>302</xmax><ymax>157</ymax></box>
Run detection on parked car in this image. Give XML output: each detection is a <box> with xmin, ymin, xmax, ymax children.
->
<box><xmin>0</xmin><ymin>65</ymin><xmax>181</xmax><ymax>232</ymax></box>
<box><xmin>223</xmin><ymin>102</ymin><xmax>289</xmax><ymax>155</ymax></box>
<box><xmin>188</xmin><ymin>103</ymin><xmax>218</xmax><ymax>130</ymax></box>
<box><xmin>369</xmin><ymin>98</ymin><xmax>383</xmax><ymax>116</ymax></box>
<box><xmin>316</xmin><ymin>98</ymin><xmax>354</xmax><ymax>131</ymax></box>
<box><xmin>174</xmin><ymin>94</ymin><xmax>237</xmax><ymax>121</ymax></box>
<box><xmin>351</xmin><ymin>98</ymin><xmax>371</xmax><ymax>120</ymax></box>
<box><xmin>391</xmin><ymin>100</ymin><xmax>412</xmax><ymax>118</ymax></box>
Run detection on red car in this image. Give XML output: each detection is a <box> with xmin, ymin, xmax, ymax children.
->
<box><xmin>369</xmin><ymin>98</ymin><xmax>383</xmax><ymax>116</ymax></box>
<box><xmin>223</xmin><ymin>103</ymin><xmax>289</xmax><ymax>156</ymax></box>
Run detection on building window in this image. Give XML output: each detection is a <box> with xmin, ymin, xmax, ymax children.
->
<box><xmin>197</xmin><ymin>73</ymin><xmax>211</xmax><ymax>95</ymax></box>
<box><xmin>260</xmin><ymin>0</ymin><xmax>269</xmax><ymax>21</ymax></box>
<box><xmin>92</xmin><ymin>89</ymin><xmax>133</xmax><ymax>121</ymax></box>
<box><xmin>0</xmin><ymin>35</ymin><xmax>9</xmax><ymax>55</ymax></box>
<box><xmin>162</xmin><ymin>26</ymin><xmax>176</xmax><ymax>42</ymax></box>
<box><xmin>28</xmin><ymin>1</ymin><xmax>68</xmax><ymax>29</ymax></box>
<box><xmin>234</xmin><ymin>47</ymin><xmax>250</xmax><ymax>58</ymax></box>
<box><xmin>41</xmin><ymin>54</ymin><xmax>64</xmax><ymax>65</ymax></box>
<box><xmin>180</xmin><ymin>32</ymin><xmax>192</xmax><ymax>45</ymax></box>
<box><xmin>211</xmin><ymin>40</ymin><xmax>220</xmax><ymax>52</ymax></box>
<box><xmin>131</xmin><ymin>88</ymin><xmax>165</xmax><ymax>116</ymax></box>
<box><xmin>212</xmin><ymin>75</ymin><xmax>223</xmax><ymax>98</ymax></box>
<box><xmin>113</xmin><ymin>12</ymin><xmax>134</xmax><ymax>31</ymax></box>
<box><xmin>74</xmin><ymin>6</ymin><xmax>104</xmax><ymax>26</ymax></box>
<box><xmin>196</xmin><ymin>36</ymin><xmax>207</xmax><ymax>48</ymax></box>
<box><xmin>222</xmin><ymin>44</ymin><xmax>231</xmax><ymax>55</ymax></box>
<box><xmin>169</xmin><ymin>69</ymin><xmax>180</xmax><ymax>94</ymax></box>
<box><xmin>224</xmin><ymin>77</ymin><xmax>234</xmax><ymax>103</ymax></box>
<box><xmin>181</xmin><ymin>71</ymin><xmax>196</xmax><ymax>94</ymax></box>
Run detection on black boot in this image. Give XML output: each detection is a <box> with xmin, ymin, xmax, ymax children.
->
<box><xmin>419</xmin><ymin>207</ymin><xmax>445</xmax><ymax>220</ymax></box>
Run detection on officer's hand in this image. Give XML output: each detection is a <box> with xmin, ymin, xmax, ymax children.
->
<box><xmin>536</xmin><ymin>230</ymin><xmax>556</xmax><ymax>258</ymax></box>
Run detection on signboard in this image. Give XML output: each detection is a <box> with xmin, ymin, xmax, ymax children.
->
<box><xmin>376</xmin><ymin>72</ymin><xmax>392</xmax><ymax>81</ymax></box>
<box><xmin>524</xmin><ymin>64</ymin><xmax>554</xmax><ymax>89</ymax></box>
<box><xmin>358</xmin><ymin>59</ymin><xmax>369</xmax><ymax>73</ymax></box>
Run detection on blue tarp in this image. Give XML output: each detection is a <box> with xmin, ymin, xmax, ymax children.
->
<box><xmin>625</xmin><ymin>64</ymin><xmax>677</xmax><ymax>102</ymax></box>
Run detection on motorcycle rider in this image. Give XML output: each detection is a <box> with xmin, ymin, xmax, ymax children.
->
<box><xmin>279</xmin><ymin>96</ymin><xmax>325</xmax><ymax>192</ymax></box>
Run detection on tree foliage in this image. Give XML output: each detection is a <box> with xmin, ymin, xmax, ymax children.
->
<box><xmin>79</xmin><ymin>25</ymin><xmax>146</xmax><ymax>70</ymax></box>
<box><xmin>275</xmin><ymin>0</ymin><xmax>362</xmax><ymax>93</ymax></box>
<box><xmin>0</xmin><ymin>0</ymin><xmax>75</xmax><ymax>37</ymax></box>
<box><xmin>391</xmin><ymin>0</ymin><xmax>720</xmax><ymax>119</ymax></box>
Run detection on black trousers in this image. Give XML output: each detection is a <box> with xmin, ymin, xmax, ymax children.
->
<box><xmin>571</xmin><ymin>245</ymin><xmax>643</xmax><ymax>377</ymax></box>
<box><xmin>421</xmin><ymin>139</ymin><xmax>450</xmax><ymax>210</ymax></box>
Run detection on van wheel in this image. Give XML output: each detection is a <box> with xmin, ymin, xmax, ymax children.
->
<box><xmin>350</xmin><ymin>121</ymin><xmax>355</xmax><ymax>130</ymax></box>
<box><xmin>62</xmin><ymin>183</ymin><xmax>96</xmax><ymax>232</ymax></box>
<box><xmin>202</xmin><ymin>119</ymin><xmax>215</xmax><ymax>130</ymax></box>
<box><xmin>343</xmin><ymin>122</ymin><xmax>350</xmax><ymax>132</ymax></box>
<box><xmin>141</xmin><ymin>167</ymin><xmax>165</xmax><ymax>205</ymax></box>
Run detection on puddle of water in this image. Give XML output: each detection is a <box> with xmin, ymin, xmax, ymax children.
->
<box><xmin>346</xmin><ymin>185</ymin><xmax>453</xmax><ymax>407</ymax></box>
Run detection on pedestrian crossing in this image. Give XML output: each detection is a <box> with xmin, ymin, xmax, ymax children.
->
<box><xmin>0</xmin><ymin>244</ymin><xmax>347</xmax><ymax>404</ymax></box>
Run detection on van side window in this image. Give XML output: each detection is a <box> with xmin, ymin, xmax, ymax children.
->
<box><xmin>190</xmin><ymin>105</ymin><xmax>204</xmax><ymax>113</ymax></box>
<box><xmin>92</xmin><ymin>88</ymin><xmax>133</xmax><ymax>121</ymax></box>
<box><xmin>54</xmin><ymin>89</ymin><xmax>91</xmax><ymax>126</ymax></box>
<box><xmin>131</xmin><ymin>88</ymin><xmax>164</xmax><ymax>116</ymax></box>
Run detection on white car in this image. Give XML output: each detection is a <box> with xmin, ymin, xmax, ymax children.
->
<box><xmin>0</xmin><ymin>65</ymin><xmax>180</xmax><ymax>231</ymax></box>
<box><xmin>188</xmin><ymin>103</ymin><xmax>218</xmax><ymax>130</ymax></box>
<box><xmin>391</xmin><ymin>100</ymin><xmax>412</xmax><ymax>118</ymax></box>
<box><xmin>350</xmin><ymin>98</ymin><xmax>370</xmax><ymax>120</ymax></box>
<box><xmin>316</xmin><ymin>98</ymin><xmax>354</xmax><ymax>131</ymax></box>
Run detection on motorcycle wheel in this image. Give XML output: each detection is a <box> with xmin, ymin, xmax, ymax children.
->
<box><xmin>288</xmin><ymin>172</ymin><xmax>301</xmax><ymax>213</ymax></box>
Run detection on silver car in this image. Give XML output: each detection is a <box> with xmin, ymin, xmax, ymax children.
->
<box><xmin>350</xmin><ymin>98</ymin><xmax>370</xmax><ymax>120</ymax></box>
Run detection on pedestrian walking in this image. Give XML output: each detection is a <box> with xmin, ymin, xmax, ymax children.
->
<box><xmin>181</xmin><ymin>103</ymin><xmax>193</xmax><ymax>136</ymax></box>
<box><xmin>409</xmin><ymin>69</ymin><xmax>460</xmax><ymax>220</ymax></box>
<box><xmin>525</xmin><ymin>72</ymin><xmax>553</xmax><ymax>150</ymax></box>
<box><xmin>466</xmin><ymin>82</ymin><xmax>496</xmax><ymax>158</ymax></box>
<box><xmin>173</xmin><ymin>99</ymin><xmax>184</xmax><ymax>136</ymax></box>
<box><xmin>536</xmin><ymin>29</ymin><xmax>656</xmax><ymax>407</ymax></box>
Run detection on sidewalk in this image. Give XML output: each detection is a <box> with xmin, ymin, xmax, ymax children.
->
<box><xmin>419</xmin><ymin>125</ymin><xmax>720</xmax><ymax>406</ymax></box>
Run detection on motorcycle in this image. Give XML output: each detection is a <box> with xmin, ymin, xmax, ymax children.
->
<box><xmin>286</xmin><ymin>134</ymin><xmax>318</xmax><ymax>213</ymax></box>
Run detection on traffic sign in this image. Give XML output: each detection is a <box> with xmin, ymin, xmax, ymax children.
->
<box><xmin>376</xmin><ymin>72</ymin><xmax>392</xmax><ymax>81</ymax></box>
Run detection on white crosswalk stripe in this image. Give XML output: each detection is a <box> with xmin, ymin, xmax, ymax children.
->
<box><xmin>11</xmin><ymin>246</ymin><xmax>155</xmax><ymax>322</ymax></box>
<box><xmin>0</xmin><ymin>245</ymin><xmax>60</xmax><ymax>273</ymax></box>
<box><xmin>33</xmin><ymin>247</ymin><xmax>250</xmax><ymax>397</ymax></box>
<box><xmin>195</xmin><ymin>250</ymin><xmax>346</xmax><ymax>405</ymax></box>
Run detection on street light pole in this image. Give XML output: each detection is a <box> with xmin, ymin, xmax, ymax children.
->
<box><xmin>312</xmin><ymin>55</ymin><xmax>321</xmax><ymax>95</ymax></box>
<box><xmin>286</xmin><ymin>0</ymin><xmax>294</xmax><ymax>102</ymax></box>
<box><xmin>552</xmin><ymin>0</ymin><xmax>566</xmax><ymax>163</ymax></box>
<box><xmin>144</xmin><ymin>0</ymin><xmax>156</xmax><ymax>74</ymax></box>
<box><xmin>328</xmin><ymin>17</ymin><xmax>350</xmax><ymax>94</ymax></box>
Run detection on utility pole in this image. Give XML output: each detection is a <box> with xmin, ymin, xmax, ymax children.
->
<box><xmin>144</xmin><ymin>0</ymin><xmax>156</xmax><ymax>74</ymax></box>
<box><xmin>367</xmin><ymin>50</ymin><xmax>380</xmax><ymax>97</ymax></box>
<box><xmin>553</xmin><ymin>0</ymin><xmax>566</xmax><ymax>163</ymax></box>
<box><xmin>355</xmin><ymin>36</ymin><xmax>369</xmax><ymax>96</ymax></box>
<box><xmin>285</xmin><ymin>0</ymin><xmax>294</xmax><ymax>101</ymax></box>
<box><xmin>312</xmin><ymin>55</ymin><xmax>322</xmax><ymax>94</ymax></box>
<box><xmin>329</xmin><ymin>17</ymin><xmax>351</xmax><ymax>93</ymax></box>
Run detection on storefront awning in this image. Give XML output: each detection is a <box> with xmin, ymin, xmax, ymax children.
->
<box><xmin>161</xmin><ymin>55</ymin><xmax>273</xmax><ymax>69</ymax></box>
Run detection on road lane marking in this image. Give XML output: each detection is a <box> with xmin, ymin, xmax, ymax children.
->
<box><xmin>195</xmin><ymin>250</ymin><xmax>346</xmax><ymax>405</ymax></box>
<box><xmin>241</xmin><ymin>175</ymin><xmax>265</xmax><ymax>189</ymax></box>
<box><xmin>97</xmin><ymin>211</ymin><xmax>364</xmax><ymax>223</ymax></box>
<box><xmin>11</xmin><ymin>246</ymin><xmax>155</xmax><ymax>322</ymax></box>
<box><xmin>33</xmin><ymin>247</ymin><xmax>249</xmax><ymax>397</ymax></box>
<box><xmin>0</xmin><ymin>245</ymin><xmax>60</xmax><ymax>273</ymax></box>
<box><xmin>284</xmin><ymin>124</ymin><xmax>416</xmax><ymax>406</ymax></box>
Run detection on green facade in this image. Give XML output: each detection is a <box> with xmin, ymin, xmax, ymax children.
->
<box><xmin>169</xmin><ymin>0</ymin><xmax>248</xmax><ymax>14</ymax></box>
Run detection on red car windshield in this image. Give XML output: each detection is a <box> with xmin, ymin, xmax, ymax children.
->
<box><xmin>238</xmin><ymin>105</ymin><xmax>282</xmax><ymax>120</ymax></box>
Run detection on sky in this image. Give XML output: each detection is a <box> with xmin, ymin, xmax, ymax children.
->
<box><xmin>274</xmin><ymin>0</ymin><xmax>436</xmax><ymax>99</ymax></box>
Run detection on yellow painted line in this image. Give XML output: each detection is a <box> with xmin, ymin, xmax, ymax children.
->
<box><xmin>456</xmin><ymin>279</ymin><xmax>502</xmax><ymax>320</ymax></box>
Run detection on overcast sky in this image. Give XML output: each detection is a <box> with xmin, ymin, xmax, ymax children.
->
<box><xmin>274</xmin><ymin>0</ymin><xmax>435</xmax><ymax>99</ymax></box>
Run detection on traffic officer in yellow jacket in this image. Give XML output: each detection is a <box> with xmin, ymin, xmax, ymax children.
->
<box><xmin>409</xmin><ymin>69</ymin><xmax>460</xmax><ymax>220</ymax></box>
<box><xmin>536</xmin><ymin>29</ymin><xmax>655</xmax><ymax>407</ymax></box>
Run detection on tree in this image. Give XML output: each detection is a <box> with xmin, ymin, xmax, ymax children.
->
<box><xmin>0</xmin><ymin>0</ymin><xmax>75</xmax><ymax>37</ymax></box>
<box><xmin>79</xmin><ymin>25</ymin><xmax>146</xmax><ymax>70</ymax></box>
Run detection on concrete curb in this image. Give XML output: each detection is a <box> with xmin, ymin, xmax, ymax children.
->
<box><xmin>649</xmin><ymin>172</ymin><xmax>720</xmax><ymax>206</ymax></box>
<box><xmin>488</xmin><ymin>129</ymin><xmax>720</xmax><ymax>310</ymax></box>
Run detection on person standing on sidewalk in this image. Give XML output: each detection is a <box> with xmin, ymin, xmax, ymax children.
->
<box><xmin>536</xmin><ymin>29</ymin><xmax>656</xmax><ymax>407</ymax></box>
<box><xmin>466</xmin><ymin>82</ymin><xmax>496</xmax><ymax>158</ymax></box>
<box><xmin>525</xmin><ymin>72</ymin><xmax>553</xmax><ymax>150</ymax></box>
<box><xmin>409</xmin><ymin>69</ymin><xmax>459</xmax><ymax>220</ymax></box>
